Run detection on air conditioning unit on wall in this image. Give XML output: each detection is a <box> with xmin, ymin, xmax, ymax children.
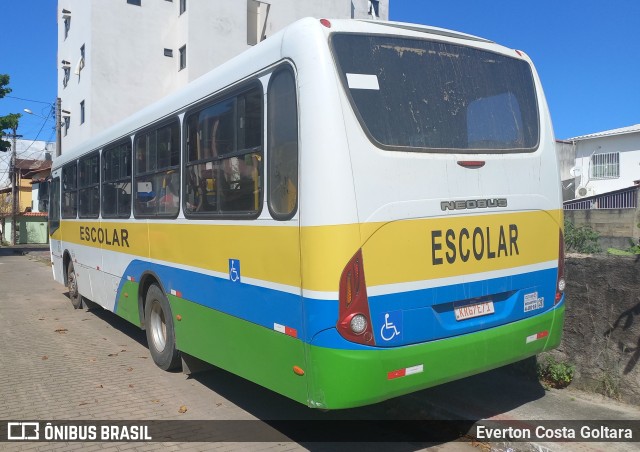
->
<box><xmin>577</xmin><ymin>185</ymin><xmax>596</xmax><ymax>198</ymax></box>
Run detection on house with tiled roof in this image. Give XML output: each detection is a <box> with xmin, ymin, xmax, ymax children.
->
<box><xmin>0</xmin><ymin>157</ymin><xmax>52</xmax><ymax>244</ymax></box>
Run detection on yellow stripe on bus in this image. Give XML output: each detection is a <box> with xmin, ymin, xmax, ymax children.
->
<box><xmin>53</xmin><ymin>209</ymin><xmax>561</xmax><ymax>293</ymax></box>
<box><xmin>360</xmin><ymin>210</ymin><xmax>562</xmax><ymax>287</ymax></box>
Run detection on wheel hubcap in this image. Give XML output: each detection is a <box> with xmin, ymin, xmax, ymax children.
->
<box><xmin>149</xmin><ymin>301</ymin><xmax>167</xmax><ymax>352</ymax></box>
<box><xmin>68</xmin><ymin>272</ymin><xmax>78</xmax><ymax>299</ymax></box>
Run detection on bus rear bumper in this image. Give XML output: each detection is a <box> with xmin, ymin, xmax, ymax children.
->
<box><xmin>306</xmin><ymin>303</ymin><xmax>564</xmax><ymax>409</ymax></box>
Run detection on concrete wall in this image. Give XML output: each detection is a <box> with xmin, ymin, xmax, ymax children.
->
<box><xmin>546</xmin><ymin>255</ymin><xmax>640</xmax><ymax>405</ymax></box>
<box><xmin>564</xmin><ymin>188</ymin><xmax>640</xmax><ymax>249</ymax></box>
<box><xmin>2</xmin><ymin>216</ymin><xmax>49</xmax><ymax>245</ymax></box>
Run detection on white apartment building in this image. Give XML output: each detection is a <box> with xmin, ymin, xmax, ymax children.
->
<box><xmin>57</xmin><ymin>0</ymin><xmax>388</xmax><ymax>152</ymax></box>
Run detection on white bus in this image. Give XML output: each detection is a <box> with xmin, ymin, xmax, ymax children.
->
<box><xmin>49</xmin><ymin>17</ymin><xmax>565</xmax><ymax>409</ymax></box>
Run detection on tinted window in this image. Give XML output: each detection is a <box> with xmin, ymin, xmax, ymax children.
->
<box><xmin>78</xmin><ymin>152</ymin><xmax>100</xmax><ymax>218</ymax></box>
<box><xmin>103</xmin><ymin>141</ymin><xmax>132</xmax><ymax>218</ymax></box>
<box><xmin>134</xmin><ymin>120</ymin><xmax>180</xmax><ymax>218</ymax></box>
<box><xmin>267</xmin><ymin>68</ymin><xmax>298</xmax><ymax>220</ymax></box>
<box><xmin>62</xmin><ymin>163</ymin><xmax>77</xmax><ymax>219</ymax></box>
<box><xmin>49</xmin><ymin>177</ymin><xmax>61</xmax><ymax>233</ymax></box>
<box><xmin>332</xmin><ymin>34</ymin><xmax>539</xmax><ymax>153</ymax></box>
<box><xmin>184</xmin><ymin>86</ymin><xmax>262</xmax><ymax>217</ymax></box>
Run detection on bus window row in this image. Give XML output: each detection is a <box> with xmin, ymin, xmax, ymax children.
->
<box><xmin>58</xmin><ymin>67</ymin><xmax>298</xmax><ymax>222</ymax></box>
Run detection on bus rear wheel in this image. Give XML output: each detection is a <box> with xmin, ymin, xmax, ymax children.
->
<box><xmin>66</xmin><ymin>261</ymin><xmax>83</xmax><ymax>310</ymax></box>
<box><xmin>144</xmin><ymin>284</ymin><xmax>181</xmax><ymax>371</ymax></box>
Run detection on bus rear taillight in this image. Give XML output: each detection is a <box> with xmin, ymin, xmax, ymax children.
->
<box><xmin>337</xmin><ymin>249</ymin><xmax>375</xmax><ymax>345</ymax></box>
<box><xmin>556</xmin><ymin>229</ymin><xmax>566</xmax><ymax>304</ymax></box>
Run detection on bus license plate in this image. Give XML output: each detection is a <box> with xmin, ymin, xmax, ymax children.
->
<box><xmin>454</xmin><ymin>301</ymin><xmax>495</xmax><ymax>321</ymax></box>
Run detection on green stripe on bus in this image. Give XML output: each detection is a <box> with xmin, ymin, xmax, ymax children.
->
<box><xmin>168</xmin><ymin>295</ymin><xmax>309</xmax><ymax>406</ymax></box>
<box><xmin>115</xmin><ymin>281</ymin><xmax>142</xmax><ymax>327</ymax></box>
<box><xmin>115</xmin><ymin>281</ymin><xmax>562</xmax><ymax>410</ymax></box>
<box><xmin>306</xmin><ymin>305</ymin><xmax>564</xmax><ymax>409</ymax></box>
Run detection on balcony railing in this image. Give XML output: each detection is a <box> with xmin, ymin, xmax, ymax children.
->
<box><xmin>564</xmin><ymin>185</ymin><xmax>638</xmax><ymax>210</ymax></box>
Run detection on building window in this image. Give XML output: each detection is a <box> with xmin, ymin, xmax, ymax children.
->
<box><xmin>62</xmin><ymin>8</ymin><xmax>71</xmax><ymax>39</ymax></box>
<box><xmin>62</xmin><ymin>67</ymin><xmax>71</xmax><ymax>88</ymax></box>
<box><xmin>63</xmin><ymin>117</ymin><xmax>70</xmax><ymax>136</ymax></box>
<box><xmin>76</xmin><ymin>44</ymin><xmax>86</xmax><ymax>75</ymax></box>
<box><xmin>184</xmin><ymin>86</ymin><xmax>263</xmax><ymax>217</ymax></box>
<box><xmin>179</xmin><ymin>45</ymin><xmax>186</xmax><ymax>70</ymax></box>
<box><xmin>80</xmin><ymin>100</ymin><xmax>85</xmax><ymax>124</ymax></box>
<box><xmin>164</xmin><ymin>48</ymin><xmax>173</xmax><ymax>57</ymax></box>
<box><xmin>180</xmin><ymin>0</ymin><xmax>186</xmax><ymax>15</ymax></box>
<box><xmin>127</xmin><ymin>0</ymin><xmax>141</xmax><ymax>5</ymax></box>
<box><xmin>590</xmin><ymin>152</ymin><xmax>620</xmax><ymax>179</ymax></box>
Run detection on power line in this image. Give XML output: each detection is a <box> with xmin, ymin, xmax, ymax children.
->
<box><xmin>4</xmin><ymin>95</ymin><xmax>54</xmax><ymax>105</ymax></box>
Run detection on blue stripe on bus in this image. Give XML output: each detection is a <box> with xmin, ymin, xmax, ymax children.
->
<box><xmin>114</xmin><ymin>260</ymin><xmax>560</xmax><ymax>348</ymax></box>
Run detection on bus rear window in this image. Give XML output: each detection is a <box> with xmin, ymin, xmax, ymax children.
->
<box><xmin>331</xmin><ymin>34</ymin><xmax>539</xmax><ymax>153</ymax></box>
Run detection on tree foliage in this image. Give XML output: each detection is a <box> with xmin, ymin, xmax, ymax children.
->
<box><xmin>0</xmin><ymin>74</ymin><xmax>11</xmax><ymax>99</ymax></box>
<box><xmin>1</xmin><ymin>74</ymin><xmax>20</xmax><ymax>153</ymax></box>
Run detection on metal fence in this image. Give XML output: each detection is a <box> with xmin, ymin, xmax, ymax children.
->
<box><xmin>563</xmin><ymin>185</ymin><xmax>638</xmax><ymax>210</ymax></box>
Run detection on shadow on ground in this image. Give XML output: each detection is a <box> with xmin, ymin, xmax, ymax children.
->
<box><xmin>61</xmin><ymin>287</ymin><xmax>546</xmax><ymax>450</ymax></box>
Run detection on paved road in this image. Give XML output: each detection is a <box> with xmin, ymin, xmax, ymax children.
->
<box><xmin>0</xmin><ymin>250</ymin><xmax>475</xmax><ymax>452</ymax></box>
<box><xmin>1</xmin><ymin>249</ymin><xmax>639</xmax><ymax>451</ymax></box>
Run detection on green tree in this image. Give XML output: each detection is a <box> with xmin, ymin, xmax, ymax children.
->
<box><xmin>0</xmin><ymin>74</ymin><xmax>10</xmax><ymax>98</ymax></box>
<box><xmin>1</xmin><ymin>74</ymin><xmax>21</xmax><ymax>153</ymax></box>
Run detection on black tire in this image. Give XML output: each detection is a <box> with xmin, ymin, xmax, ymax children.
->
<box><xmin>144</xmin><ymin>284</ymin><xmax>181</xmax><ymax>371</ymax></box>
<box><xmin>66</xmin><ymin>261</ymin><xmax>83</xmax><ymax>309</ymax></box>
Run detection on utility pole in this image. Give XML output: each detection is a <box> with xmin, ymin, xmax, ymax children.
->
<box><xmin>56</xmin><ymin>97</ymin><xmax>62</xmax><ymax>157</ymax></box>
<box><xmin>9</xmin><ymin>131</ymin><xmax>22</xmax><ymax>245</ymax></box>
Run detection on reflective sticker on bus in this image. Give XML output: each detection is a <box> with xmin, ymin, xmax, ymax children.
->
<box><xmin>274</xmin><ymin>323</ymin><xmax>298</xmax><ymax>338</ymax></box>
<box><xmin>170</xmin><ymin>289</ymin><xmax>182</xmax><ymax>298</ymax></box>
<box><xmin>388</xmin><ymin>364</ymin><xmax>424</xmax><ymax>380</ymax></box>
<box><xmin>526</xmin><ymin>330</ymin><xmax>549</xmax><ymax>344</ymax></box>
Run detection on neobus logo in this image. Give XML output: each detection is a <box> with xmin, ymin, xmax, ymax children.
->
<box><xmin>441</xmin><ymin>198</ymin><xmax>508</xmax><ymax>211</ymax></box>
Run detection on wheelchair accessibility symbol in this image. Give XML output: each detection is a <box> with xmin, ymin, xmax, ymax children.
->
<box><xmin>229</xmin><ymin>259</ymin><xmax>241</xmax><ymax>283</ymax></box>
<box><xmin>379</xmin><ymin>311</ymin><xmax>402</xmax><ymax>342</ymax></box>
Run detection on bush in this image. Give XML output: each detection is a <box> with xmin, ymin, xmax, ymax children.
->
<box><xmin>537</xmin><ymin>356</ymin><xmax>575</xmax><ymax>389</ymax></box>
<box><xmin>564</xmin><ymin>220</ymin><xmax>600</xmax><ymax>253</ymax></box>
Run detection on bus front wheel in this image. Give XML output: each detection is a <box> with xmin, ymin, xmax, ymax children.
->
<box><xmin>66</xmin><ymin>261</ymin><xmax>83</xmax><ymax>310</ymax></box>
<box><xmin>144</xmin><ymin>284</ymin><xmax>181</xmax><ymax>371</ymax></box>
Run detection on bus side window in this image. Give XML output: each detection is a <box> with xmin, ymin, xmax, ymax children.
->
<box><xmin>134</xmin><ymin>121</ymin><xmax>180</xmax><ymax>218</ymax></box>
<box><xmin>62</xmin><ymin>162</ymin><xmax>78</xmax><ymax>219</ymax></box>
<box><xmin>184</xmin><ymin>85</ymin><xmax>263</xmax><ymax>217</ymax></box>
<box><xmin>267</xmin><ymin>67</ymin><xmax>298</xmax><ymax>220</ymax></box>
<box><xmin>103</xmin><ymin>141</ymin><xmax>132</xmax><ymax>219</ymax></box>
<box><xmin>49</xmin><ymin>177</ymin><xmax>61</xmax><ymax>234</ymax></box>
